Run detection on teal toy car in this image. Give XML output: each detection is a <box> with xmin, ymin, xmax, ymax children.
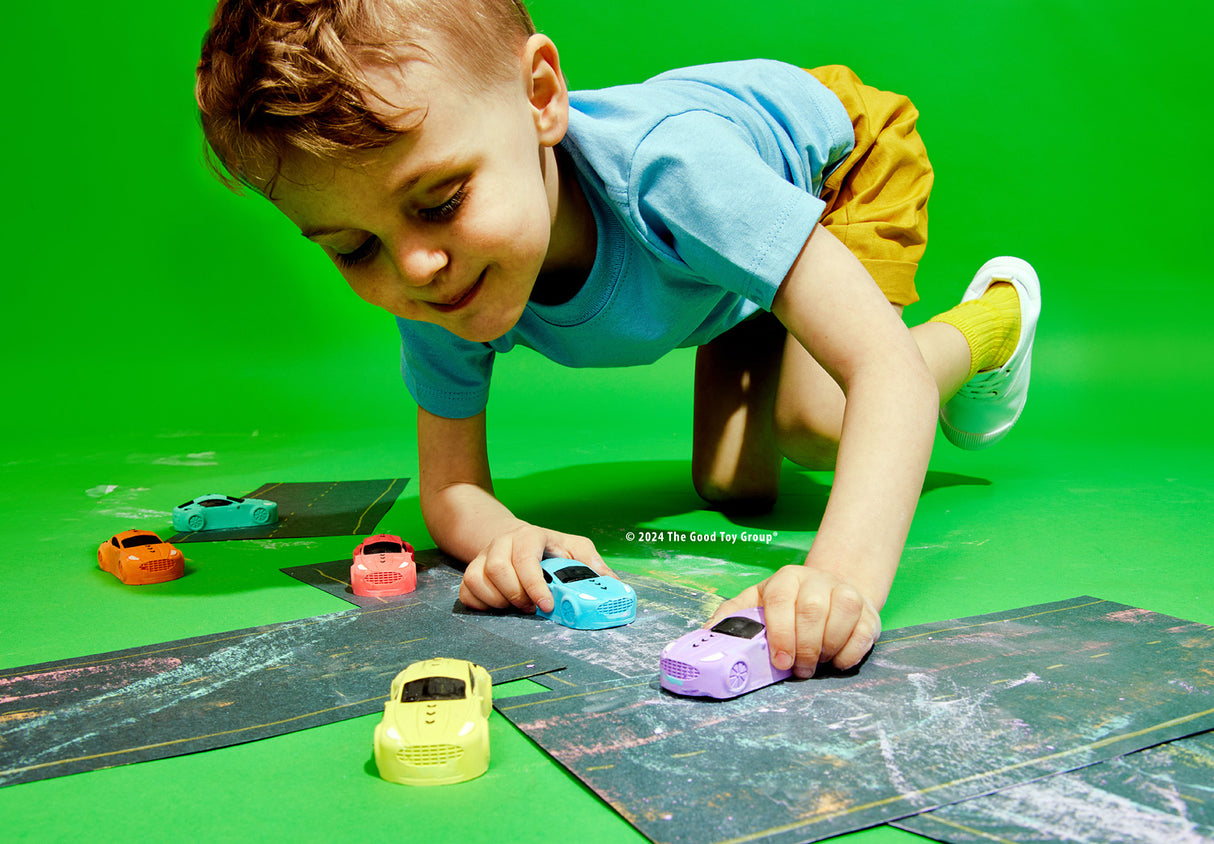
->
<box><xmin>172</xmin><ymin>494</ymin><xmax>278</xmax><ymax>532</ymax></box>
<box><xmin>536</xmin><ymin>557</ymin><xmax>636</xmax><ymax>630</ymax></box>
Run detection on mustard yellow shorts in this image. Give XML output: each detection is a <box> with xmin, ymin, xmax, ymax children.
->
<box><xmin>808</xmin><ymin>65</ymin><xmax>933</xmax><ymax>307</ymax></box>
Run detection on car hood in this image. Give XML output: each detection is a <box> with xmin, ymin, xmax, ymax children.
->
<box><xmin>664</xmin><ymin>631</ymin><xmax>746</xmax><ymax>664</ymax></box>
<box><xmin>565</xmin><ymin>577</ymin><xmax>633</xmax><ymax>601</ymax></box>
<box><xmin>385</xmin><ymin>697</ymin><xmax>478</xmax><ymax>742</ymax></box>
<box><xmin>362</xmin><ymin>552</ymin><xmax>410</xmax><ymax>568</ymax></box>
<box><xmin>127</xmin><ymin>543</ymin><xmax>177</xmax><ymax>561</ymax></box>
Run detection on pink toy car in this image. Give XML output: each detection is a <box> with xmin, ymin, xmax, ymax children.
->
<box><xmin>351</xmin><ymin>534</ymin><xmax>417</xmax><ymax>597</ymax></box>
<box><xmin>659</xmin><ymin>607</ymin><xmax>793</xmax><ymax>699</ymax></box>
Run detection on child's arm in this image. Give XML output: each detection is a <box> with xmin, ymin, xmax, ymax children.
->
<box><xmin>710</xmin><ymin>224</ymin><xmax>939</xmax><ymax>678</ymax></box>
<box><xmin>417</xmin><ymin>407</ymin><xmax>610</xmax><ymax>614</ymax></box>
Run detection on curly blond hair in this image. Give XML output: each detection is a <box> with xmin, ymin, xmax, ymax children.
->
<box><xmin>196</xmin><ymin>0</ymin><xmax>535</xmax><ymax>193</ymax></box>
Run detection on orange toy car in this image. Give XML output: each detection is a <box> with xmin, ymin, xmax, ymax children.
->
<box><xmin>98</xmin><ymin>529</ymin><xmax>184</xmax><ymax>585</ymax></box>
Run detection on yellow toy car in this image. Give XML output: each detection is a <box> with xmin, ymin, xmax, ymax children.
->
<box><xmin>373</xmin><ymin>658</ymin><xmax>492</xmax><ymax>786</ymax></box>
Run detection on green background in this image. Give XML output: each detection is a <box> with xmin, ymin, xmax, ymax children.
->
<box><xmin>2</xmin><ymin>0</ymin><xmax>1211</xmax><ymax>841</ymax></box>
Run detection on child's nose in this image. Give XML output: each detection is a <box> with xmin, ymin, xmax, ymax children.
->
<box><xmin>393</xmin><ymin>239</ymin><xmax>448</xmax><ymax>287</ymax></box>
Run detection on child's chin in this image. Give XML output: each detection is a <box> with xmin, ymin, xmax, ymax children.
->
<box><xmin>452</xmin><ymin>309</ymin><xmax>526</xmax><ymax>344</ymax></box>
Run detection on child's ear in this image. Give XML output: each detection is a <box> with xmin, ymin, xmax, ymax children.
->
<box><xmin>524</xmin><ymin>34</ymin><xmax>569</xmax><ymax>145</ymax></box>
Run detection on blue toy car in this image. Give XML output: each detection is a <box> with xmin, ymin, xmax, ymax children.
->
<box><xmin>171</xmin><ymin>493</ymin><xmax>278</xmax><ymax>532</ymax></box>
<box><xmin>536</xmin><ymin>557</ymin><xmax>636</xmax><ymax>630</ymax></box>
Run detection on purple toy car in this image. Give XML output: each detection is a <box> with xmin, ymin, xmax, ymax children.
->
<box><xmin>659</xmin><ymin>607</ymin><xmax>793</xmax><ymax>699</ymax></box>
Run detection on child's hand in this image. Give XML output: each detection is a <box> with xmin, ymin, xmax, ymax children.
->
<box><xmin>458</xmin><ymin>524</ymin><xmax>611</xmax><ymax>615</ymax></box>
<box><xmin>706</xmin><ymin>565</ymin><xmax>881</xmax><ymax>678</ymax></box>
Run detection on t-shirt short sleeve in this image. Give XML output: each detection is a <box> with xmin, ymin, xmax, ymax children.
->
<box><xmin>396</xmin><ymin>317</ymin><xmax>495</xmax><ymax>419</ymax></box>
<box><xmin>628</xmin><ymin>110</ymin><xmax>827</xmax><ymax>309</ymax></box>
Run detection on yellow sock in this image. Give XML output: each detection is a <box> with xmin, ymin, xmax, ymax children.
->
<box><xmin>929</xmin><ymin>283</ymin><xmax>1021</xmax><ymax>380</ymax></box>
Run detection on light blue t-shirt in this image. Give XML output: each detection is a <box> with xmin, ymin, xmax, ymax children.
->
<box><xmin>398</xmin><ymin>59</ymin><xmax>854</xmax><ymax>418</ymax></box>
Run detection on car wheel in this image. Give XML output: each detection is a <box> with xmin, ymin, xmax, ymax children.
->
<box><xmin>187</xmin><ymin>513</ymin><xmax>205</xmax><ymax>531</ymax></box>
<box><xmin>251</xmin><ymin>507</ymin><xmax>271</xmax><ymax>525</ymax></box>
<box><xmin>727</xmin><ymin>661</ymin><xmax>749</xmax><ymax>693</ymax></box>
<box><xmin>561</xmin><ymin>601</ymin><xmax>577</xmax><ymax>627</ymax></box>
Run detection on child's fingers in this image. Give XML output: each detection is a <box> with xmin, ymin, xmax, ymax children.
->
<box><xmin>459</xmin><ymin>554</ymin><xmax>511</xmax><ymax>610</ymax></box>
<box><xmin>817</xmin><ymin>583</ymin><xmax>868</xmax><ymax>665</ymax></box>
<box><xmin>757</xmin><ymin>566</ymin><xmax>809</xmax><ymax>673</ymax></box>
<box><xmin>549</xmin><ymin>534</ymin><xmax>612</xmax><ymax>578</ymax></box>
<box><xmin>704</xmin><ymin>586</ymin><xmax>761</xmax><ymax>628</ymax></box>
<box><xmin>457</xmin><ymin>577</ymin><xmax>491</xmax><ymax>611</ymax></box>
<box><xmin>788</xmin><ymin>574</ymin><xmax>833</xmax><ymax>679</ymax></box>
<box><xmin>514</xmin><ymin>534</ymin><xmax>555</xmax><ymax>614</ymax></box>
<box><xmin>710</xmin><ymin>567</ymin><xmax>882</xmax><ymax>679</ymax></box>
<box><xmin>463</xmin><ymin>533</ymin><xmax>541</xmax><ymax>612</ymax></box>
<box><xmin>517</xmin><ymin>569</ymin><xmax>553</xmax><ymax>614</ymax></box>
<box><xmin>500</xmin><ymin>530</ymin><xmax>551</xmax><ymax>612</ymax></box>
<box><xmin>831</xmin><ymin>610</ymin><xmax>881</xmax><ymax>671</ymax></box>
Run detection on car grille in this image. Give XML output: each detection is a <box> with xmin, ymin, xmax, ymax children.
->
<box><xmin>364</xmin><ymin>571</ymin><xmax>402</xmax><ymax>586</ymax></box>
<box><xmin>398</xmin><ymin>744</ymin><xmax>463</xmax><ymax>767</ymax></box>
<box><xmin>599</xmin><ymin>597</ymin><xmax>632</xmax><ymax>616</ymax></box>
<box><xmin>140</xmin><ymin>559</ymin><xmax>178</xmax><ymax>574</ymax></box>
<box><xmin>660</xmin><ymin>658</ymin><xmax>699</xmax><ymax>681</ymax></box>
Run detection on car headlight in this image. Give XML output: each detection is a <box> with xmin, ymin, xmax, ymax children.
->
<box><xmin>458</xmin><ymin>720</ymin><xmax>477</xmax><ymax>737</ymax></box>
<box><xmin>701</xmin><ymin>653</ymin><xmax>725</xmax><ymax>662</ymax></box>
<box><xmin>578</xmin><ymin>593</ymin><xmax>596</xmax><ymax>602</ymax></box>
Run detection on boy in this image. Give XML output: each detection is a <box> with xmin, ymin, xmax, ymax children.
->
<box><xmin>195</xmin><ymin>0</ymin><xmax>1040</xmax><ymax>680</ymax></box>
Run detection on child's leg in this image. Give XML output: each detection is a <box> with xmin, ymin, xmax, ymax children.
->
<box><xmin>695</xmin><ymin>67</ymin><xmax>1036</xmax><ymax>501</ymax></box>
<box><xmin>767</xmin><ymin>68</ymin><xmax>1033</xmax><ymax>466</ymax></box>
<box><xmin>772</xmin><ymin>302</ymin><xmax>1004</xmax><ymax>469</ymax></box>
<box><xmin>691</xmin><ymin>312</ymin><xmax>786</xmax><ymax>511</ymax></box>
<box><xmin>690</xmin><ymin>296</ymin><xmax>984</xmax><ymax>498</ymax></box>
<box><xmin>772</xmin><ymin>305</ymin><xmax>973</xmax><ymax>470</ymax></box>
<box><xmin>773</xmin><ymin>266</ymin><xmax>1034</xmax><ymax>465</ymax></box>
<box><xmin>694</xmin><ymin>67</ymin><xmax>937</xmax><ymax>501</ymax></box>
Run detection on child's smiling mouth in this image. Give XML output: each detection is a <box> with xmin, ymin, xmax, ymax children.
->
<box><xmin>427</xmin><ymin>271</ymin><xmax>486</xmax><ymax>314</ymax></box>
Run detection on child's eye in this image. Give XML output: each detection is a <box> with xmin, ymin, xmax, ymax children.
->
<box><xmin>419</xmin><ymin>186</ymin><xmax>467</xmax><ymax>222</ymax></box>
<box><xmin>332</xmin><ymin>236</ymin><xmax>380</xmax><ymax>269</ymax></box>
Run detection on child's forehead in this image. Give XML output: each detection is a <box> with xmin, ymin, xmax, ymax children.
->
<box><xmin>273</xmin><ymin>81</ymin><xmax>479</xmax><ymax>204</ymax></box>
<box><xmin>269</xmin><ymin>40</ymin><xmax>521</xmax><ymax>199</ymax></box>
<box><xmin>276</xmin><ymin>132</ymin><xmax>421</xmax><ymax>202</ymax></box>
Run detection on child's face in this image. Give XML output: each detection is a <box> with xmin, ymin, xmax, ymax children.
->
<box><xmin>271</xmin><ymin>46</ymin><xmax>564</xmax><ymax>344</ymax></box>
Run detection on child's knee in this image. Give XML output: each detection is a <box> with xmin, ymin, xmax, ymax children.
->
<box><xmin>773</xmin><ymin>407</ymin><xmax>841</xmax><ymax>471</ymax></box>
<box><xmin>692</xmin><ymin>466</ymin><xmax>778</xmax><ymax>515</ymax></box>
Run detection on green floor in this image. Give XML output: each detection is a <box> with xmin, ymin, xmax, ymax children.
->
<box><xmin>3</xmin><ymin>0</ymin><xmax>1212</xmax><ymax>841</ymax></box>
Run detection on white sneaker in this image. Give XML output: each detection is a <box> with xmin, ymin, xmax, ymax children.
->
<box><xmin>939</xmin><ymin>256</ymin><xmax>1041</xmax><ymax>450</ymax></box>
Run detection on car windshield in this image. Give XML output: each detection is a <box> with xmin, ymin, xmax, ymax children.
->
<box><xmin>711</xmin><ymin>616</ymin><xmax>765</xmax><ymax>639</ymax></box>
<box><xmin>364</xmin><ymin>540</ymin><xmax>404</xmax><ymax>555</ymax></box>
<box><xmin>552</xmin><ymin>565</ymin><xmax>598</xmax><ymax>584</ymax></box>
<box><xmin>400</xmin><ymin>677</ymin><xmax>466</xmax><ymax>702</ymax></box>
<box><xmin>120</xmin><ymin>534</ymin><xmax>160</xmax><ymax>549</ymax></box>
